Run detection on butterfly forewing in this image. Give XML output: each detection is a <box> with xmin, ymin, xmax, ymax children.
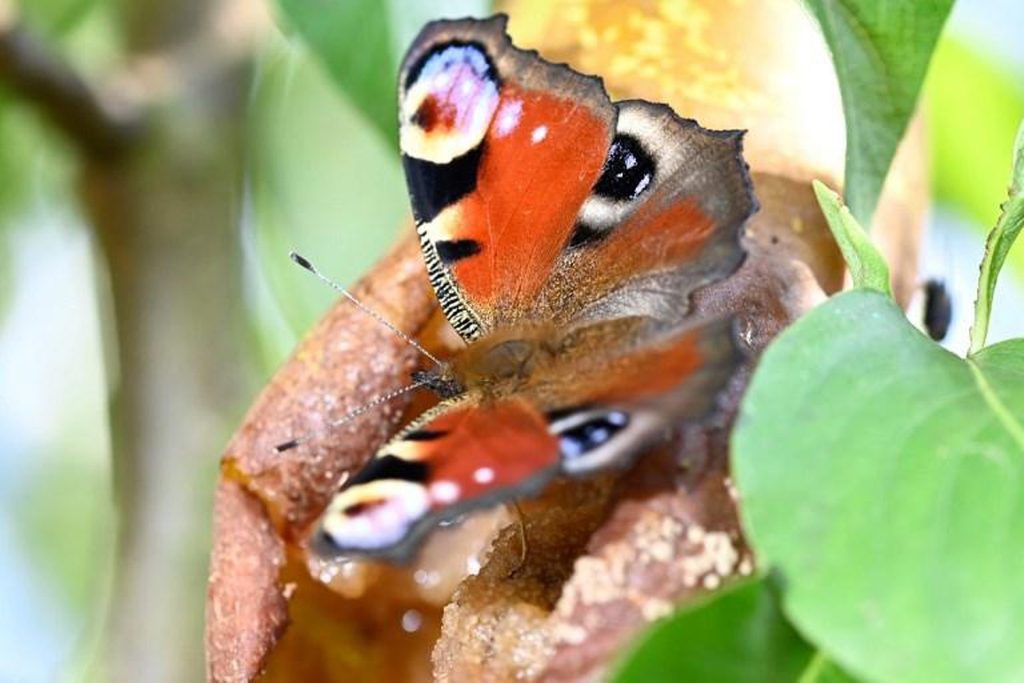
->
<box><xmin>398</xmin><ymin>15</ymin><xmax>617</xmax><ymax>339</ymax></box>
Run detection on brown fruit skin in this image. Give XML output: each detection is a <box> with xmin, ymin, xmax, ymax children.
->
<box><xmin>205</xmin><ymin>1</ymin><xmax>926</xmax><ymax>681</ymax></box>
<box><xmin>206</xmin><ymin>479</ymin><xmax>288</xmax><ymax>683</ymax></box>
<box><xmin>205</xmin><ymin>238</ymin><xmax>439</xmax><ymax>682</ymax></box>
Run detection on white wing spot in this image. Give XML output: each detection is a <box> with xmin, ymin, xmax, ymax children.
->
<box><xmin>429</xmin><ymin>480</ymin><xmax>460</xmax><ymax>504</ymax></box>
<box><xmin>495</xmin><ymin>99</ymin><xmax>523</xmax><ymax>137</ymax></box>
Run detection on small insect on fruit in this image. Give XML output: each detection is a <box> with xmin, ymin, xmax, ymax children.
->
<box><xmin>307</xmin><ymin>14</ymin><xmax>757</xmax><ymax>562</ymax></box>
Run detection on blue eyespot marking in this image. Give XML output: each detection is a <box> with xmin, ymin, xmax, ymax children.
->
<box><xmin>556</xmin><ymin>410</ymin><xmax>629</xmax><ymax>459</ymax></box>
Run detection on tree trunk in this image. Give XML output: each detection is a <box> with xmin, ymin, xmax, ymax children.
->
<box><xmin>81</xmin><ymin>1</ymin><xmax>260</xmax><ymax>679</ymax></box>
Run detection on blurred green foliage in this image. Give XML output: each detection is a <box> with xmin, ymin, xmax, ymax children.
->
<box><xmin>247</xmin><ymin>37</ymin><xmax>409</xmax><ymax>367</ymax></box>
<box><xmin>0</xmin><ymin>5</ymin><xmax>114</xmax><ymax>654</ymax></box>
<box><xmin>927</xmin><ymin>37</ymin><xmax>1024</xmax><ymax>280</ymax></box>
<box><xmin>15</xmin><ymin>459</ymin><xmax>114</xmax><ymax>614</ymax></box>
<box><xmin>15</xmin><ymin>0</ymin><xmax>98</xmax><ymax>36</ymax></box>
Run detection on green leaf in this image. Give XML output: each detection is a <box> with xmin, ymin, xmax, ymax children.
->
<box><xmin>274</xmin><ymin>0</ymin><xmax>491</xmax><ymax>147</ymax></box>
<box><xmin>804</xmin><ymin>0</ymin><xmax>953</xmax><ymax>225</ymax></box>
<box><xmin>812</xmin><ymin>180</ymin><xmax>892</xmax><ymax>297</ymax></box>
<box><xmin>734</xmin><ymin>290</ymin><xmax>1024</xmax><ymax>682</ymax></box>
<box><xmin>970</xmin><ymin>120</ymin><xmax>1024</xmax><ymax>355</ymax></box>
<box><xmin>612</xmin><ymin>578</ymin><xmax>819</xmax><ymax>683</ymax></box>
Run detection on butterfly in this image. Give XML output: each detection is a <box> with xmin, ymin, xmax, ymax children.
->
<box><xmin>309</xmin><ymin>15</ymin><xmax>757</xmax><ymax>562</ymax></box>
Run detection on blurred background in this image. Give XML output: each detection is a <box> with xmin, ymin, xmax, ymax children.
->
<box><xmin>0</xmin><ymin>0</ymin><xmax>1021</xmax><ymax>681</ymax></box>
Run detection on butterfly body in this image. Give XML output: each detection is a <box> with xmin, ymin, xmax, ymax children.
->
<box><xmin>311</xmin><ymin>15</ymin><xmax>757</xmax><ymax>562</ymax></box>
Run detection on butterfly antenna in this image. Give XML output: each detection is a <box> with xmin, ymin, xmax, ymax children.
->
<box><xmin>274</xmin><ymin>377</ymin><xmax>430</xmax><ymax>452</ymax></box>
<box><xmin>289</xmin><ymin>251</ymin><xmax>443</xmax><ymax>367</ymax></box>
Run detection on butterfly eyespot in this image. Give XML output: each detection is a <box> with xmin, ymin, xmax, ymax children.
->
<box><xmin>403</xmin><ymin>41</ymin><xmax>496</xmax><ymax>94</ymax></box>
<box><xmin>594</xmin><ymin>135</ymin><xmax>655</xmax><ymax>202</ymax></box>
<box><xmin>571</xmin><ymin>132</ymin><xmax>658</xmax><ymax>247</ymax></box>
<box><xmin>410</xmin><ymin>97</ymin><xmax>449</xmax><ymax>132</ymax></box>
<box><xmin>400</xmin><ymin>41</ymin><xmax>500</xmax><ymax>166</ymax></box>
<box><xmin>320</xmin><ymin>479</ymin><xmax>431</xmax><ymax>553</ymax></box>
<box><xmin>550</xmin><ymin>410</ymin><xmax>630</xmax><ymax>460</ymax></box>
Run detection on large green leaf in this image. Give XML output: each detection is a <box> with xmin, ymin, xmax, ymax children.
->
<box><xmin>612</xmin><ymin>578</ymin><xmax>819</xmax><ymax>683</ymax></box>
<box><xmin>804</xmin><ymin>0</ymin><xmax>953</xmax><ymax>225</ymax></box>
<box><xmin>734</xmin><ymin>291</ymin><xmax>1024</xmax><ymax>682</ymax></box>
<box><xmin>274</xmin><ymin>0</ymin><xmax>490</xmax><ymax>147</ymax></box>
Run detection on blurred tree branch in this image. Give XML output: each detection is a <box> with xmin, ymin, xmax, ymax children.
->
<box><xmin>0</xmin><ymin>16</ymin><xmax>142</xmax><ymax>159</ymax></box>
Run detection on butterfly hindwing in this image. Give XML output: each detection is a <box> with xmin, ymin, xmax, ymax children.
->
<box><xmin>314</xmin><ymin>396</ymin><xmax>561</xmax><ymax>561</ymax></box>
<box><xmin>540</xmin><ymin>100</ymin><xmax>755</xmax><ymax>327</ymax></box>
<box><xmin>314</xmin><ymin>318</ymin><xmax>741</xmax><ymax>561</ymax></box>
<box><xmin>546</xmin><ymin>317</ymin><xmax>742</xmax><ymax>475</ymax></box>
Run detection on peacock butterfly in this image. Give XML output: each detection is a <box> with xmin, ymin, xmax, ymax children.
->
<box><xmin>309</xmin><ymin>14</ymin><xmax>757</xmax><ymax>562</ymax></box>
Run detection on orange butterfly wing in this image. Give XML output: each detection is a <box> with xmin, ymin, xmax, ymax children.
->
<box><xmin>399</xmin><ymin>20</ymin><xmax>753</xmax><ymax>338</ymax></box>
<box><xmin>313</xmin><ymin>398</ymin><xmax>560</xmax><ymax>561</ymax></box>
<box><xmin>398</xmin><ymin>16</ymin><xmax>616</xmax><ymax>338</ymax></box>
<box><xmin>314</xmin><ymin>318</ymin><xmax>739</xmax><ymax>561</ymax></box>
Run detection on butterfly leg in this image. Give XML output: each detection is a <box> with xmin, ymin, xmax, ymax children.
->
<box><xmin>508</xmin><ymin>501</ymin><xmax>529</xmax><ymax>576</ymax></box>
